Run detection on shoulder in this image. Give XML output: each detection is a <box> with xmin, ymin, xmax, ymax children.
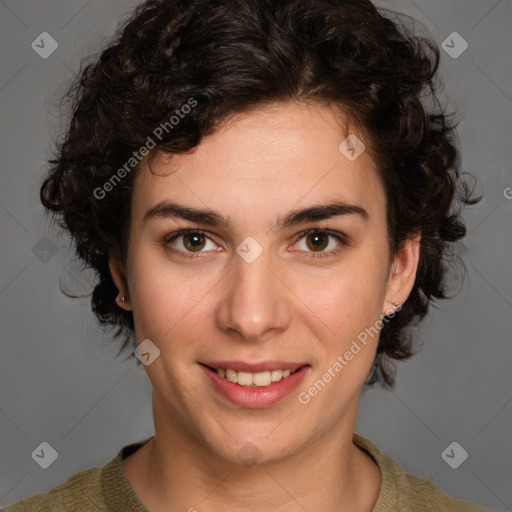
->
<box><xmin>394</xmin><ymin>468</ymin><xmax>493</xmax><ymax>511</ymax></box>
<box><xmin>353</xmin><ymin>433</ymin><xmax>495</xmax><ymax>512</ymax></box>
<box><xmin>1</xmin><ymin>466</ymin><xmax>105</xmax><ymax>512</ymax></box>
<box><xmin>1</xmin><ymin>436</ymin><xmax>153</xmax><ymax>512</ymax></box>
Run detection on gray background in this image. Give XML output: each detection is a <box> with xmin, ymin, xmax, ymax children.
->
<box><xmin>0</xmin><ymin>0</ymin><xmax>511</xmax><ymax>510</ymax></box>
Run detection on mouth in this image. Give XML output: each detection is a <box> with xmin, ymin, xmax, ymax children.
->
<box><xmin>199</xmin><ymin>362</ymin><xmax>311</xmax><ymax>408</ymax></box>
<box><xmin>201</xmin><ymin>364</ymin><xmax>305</xmax><ymax>387</ymax></box>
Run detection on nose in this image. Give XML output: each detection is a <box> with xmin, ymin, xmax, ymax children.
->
<box><xmin>216</xmin><ymin>245</ymin><xmax>292</xmax><ymax>343</ymax></box>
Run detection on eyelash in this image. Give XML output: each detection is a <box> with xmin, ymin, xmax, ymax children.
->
<box><xmin>163</xmin><ymin>228</ymin><xmax>348</xmax><ymax>260</ymax></box>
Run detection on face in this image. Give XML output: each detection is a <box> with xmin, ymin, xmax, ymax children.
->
<box><xmin>110</xmin><ymin>101</ymin><xmax>419</xmax><ymax>467</ymax></box>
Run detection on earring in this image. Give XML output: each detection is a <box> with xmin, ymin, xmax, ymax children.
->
<box><xmin>383</xmin><ymin>301</ymin><xmax>401</xmax><ymax>317</ymax></box>
<box><xmin>117</xmin><ymin>293</ymin><xmax>127</xmax><ymax>304</ymax></box>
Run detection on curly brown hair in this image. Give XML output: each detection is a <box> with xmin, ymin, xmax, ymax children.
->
<box><xmin>41</xmin><ymin>0</ymin><xmax>479</xmax><ymax>389</ymax></box>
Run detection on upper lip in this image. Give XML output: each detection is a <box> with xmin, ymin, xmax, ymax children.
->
<box><xmin>201</xmin><ymin>361</ymin><xmax>308</xmax><ymax>373</ymax></box>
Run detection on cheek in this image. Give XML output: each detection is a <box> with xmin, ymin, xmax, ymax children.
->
<box><xmin>298</xmin><ymin>262</ymin><xmax>386</xmax><ymax>410</ymax></box>
<box><xmin>295</xmin><ymin>249</ymin><xmax>388</xmax><ymax>342</ymax></box>
<box><xmin>127</xmin><ymin>248</ymin><xmax>219</xmax><ymax>349</ymax></box>
<box><xmin>127</xmin><ymin>246</ymin><xmax>180</xmax><ymax>337</ymax></box>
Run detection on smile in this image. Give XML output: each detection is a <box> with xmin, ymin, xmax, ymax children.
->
<box><xmin>200</xmin><ymin>363</ymin><xmax>310</xmax><ymax>408</ymax></box>
<box><xmin>209</xmin><ymin>367</ymin><xmax>299</xmax><ymax>387</ymax></box>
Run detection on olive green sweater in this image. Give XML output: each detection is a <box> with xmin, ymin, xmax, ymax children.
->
<box><xmin>2</xmin><ymin>433</ymin><xmax>493</xmax><ymax>511</ymax></box>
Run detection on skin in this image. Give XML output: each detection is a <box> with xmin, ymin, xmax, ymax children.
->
<box><xmin>110</xmin><ymin>100</ymin><xmax>420</xmax><ymax>512</ymax></box>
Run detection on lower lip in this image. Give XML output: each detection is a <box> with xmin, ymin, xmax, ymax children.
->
<box><xmin>200</xmin><ymin>364</ymin><xmax>310</xmax><ymax>408</ymax></box>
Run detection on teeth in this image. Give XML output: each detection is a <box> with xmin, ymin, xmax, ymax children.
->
<box><xmin>226</xmin><ymin>369</ymin><xmax>237</xmax><ymax>383</ymax></box>
<box><xmin>237</xmin><ymin>371</ymin><xmax>254</xmax><ymax>386</ymax></box>
<box><xmin>271</xmin><ymin>369</ymin><xmax>282</xmax><ymax>381</ymax></box>
<box><xmin>216</xmin><ymin>367</ymin><xmax>298</xmax><ymax>387</ymax></box>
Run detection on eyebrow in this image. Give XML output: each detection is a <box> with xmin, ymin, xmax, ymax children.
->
<box><xmin>143</xmin><ymin>200</ymin><xmax>369</xmax><ymax>231</ymax></box>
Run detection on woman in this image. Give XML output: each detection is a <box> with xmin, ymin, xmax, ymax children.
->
<box><xmin>3</xmin><ymin>0</ymin><xmax>491</xmax><ymax>510</ymax></box>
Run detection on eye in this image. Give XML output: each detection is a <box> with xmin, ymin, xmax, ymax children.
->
<box><xmin>292</xmin><ymin>229</ymin><xmax>347</xmax><ymax>258</ymax></box>
<box><xmin>164</xmin><ymin>228</ymin><xmax>348</xmax><ymax>260</ymax></box>
<box><xmin>164</xmin><ymin>229</ymin><xmax>218</xmax><ymax>258</ymax></box>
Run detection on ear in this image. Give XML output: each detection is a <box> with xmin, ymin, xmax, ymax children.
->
<box><xmin>383</xmin><ymin>233</ymin><xmax>421</xmax><ymax>315</ymax></box>
<box><xmin>109</xmin><ymin>257</ymin><xmax>132</xmax><ymax>311</ymax></box>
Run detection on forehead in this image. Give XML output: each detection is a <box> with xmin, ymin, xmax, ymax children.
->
<box><xmin>131</xmin><ymin>101</ymin><xmax>385</xmax><ymax>229</ymax></box>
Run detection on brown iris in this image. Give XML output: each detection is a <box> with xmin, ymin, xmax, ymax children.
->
<box><xmin>305</xmin><ymin>232</ymin><xmax>328</xmax><ymax>251</ymax></box>
<box><xmin>183</xmin><ymin>232</ymin><xmax>207</xmax><ymax>252</ymax></box>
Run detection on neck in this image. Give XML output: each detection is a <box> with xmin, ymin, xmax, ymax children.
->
<box><xmin>122</xmin><ymin>397</ymin><xmax>381</xmax><ymax>512</ymax></box>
